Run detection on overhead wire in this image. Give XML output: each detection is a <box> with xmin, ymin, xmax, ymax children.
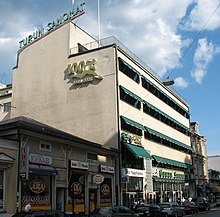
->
<box><xmin>168</xmin><ymin>1</ymin><xmax>220</xmax><ymax>78</ymax></box>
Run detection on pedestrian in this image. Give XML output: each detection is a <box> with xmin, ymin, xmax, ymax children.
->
<box><xmin>24</xmin><ymin>202</ymin><xmax>31</xmax><ymax>212</ymax></box>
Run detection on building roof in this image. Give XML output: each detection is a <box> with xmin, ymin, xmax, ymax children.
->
<box><xmin>0</xmin><ymin>116</ymin><xmax>118</xmax><ymax>154</ymax></box>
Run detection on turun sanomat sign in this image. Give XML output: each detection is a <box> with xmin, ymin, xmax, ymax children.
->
<box><xmin>19</xmin><ymin>2</ymin><xmax>85</xmax><ymax>49</ymax></box>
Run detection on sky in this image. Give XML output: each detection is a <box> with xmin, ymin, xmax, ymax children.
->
<box><xmin>0</xmin><ymin>0</ymin><xmax>220</xmax><ymax>156</ymax></box>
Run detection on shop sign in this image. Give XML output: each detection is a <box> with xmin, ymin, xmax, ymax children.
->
<box><xmin>29</xmin><ymin>179</ymin><xmax>45</xmax><ymax>194</ymax></box>
<box><xmin>126</xmin><ymin>168</ymin><xmax>144</xmax><ymax>177</ymax></box>
<box><xmin>100</xmin><ymin>165</ymin><xmax>114</xmax><ymax>174</ymax></box>
<box><xmin>71</xmin><ymin>182</ymin><xmax>83</xmax><ymax>194</ymax></box>
<box><xmin>19</xmin><ymin>2</ymin><xmax>85</xmax><ymax>49</ymax></box>
<box><xmin>29</xmin><ymin>153</ymin><xmax>52</xmax><ymax>165</ymax></box>
<box><xmin>67</xmin><ymin>58</ymin><xmax>103</xmax><ymax>84</ymax></box>
<box><xmin>93</xmin><ymin>174</ymin><xmax>104</xmax><ymax>184</ymax></box>
<box><xmin>158</xmin><ymin>169</ymin><xmax>185</xmax><ymax>180</ymax></box>
<box><xmin>70</xmin><ymin>160</ymin><xmax>89</xmax><ymax>170</ymax></box>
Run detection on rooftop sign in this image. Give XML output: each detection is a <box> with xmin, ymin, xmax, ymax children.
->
<box><xmin>19</xmin><ymin>2</ymin><xmax>85</xmax><ymax>49</ymax></box>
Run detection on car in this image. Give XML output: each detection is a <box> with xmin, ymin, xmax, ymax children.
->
<box><xmin>180</xmin><ymin>201</ymin><xmax>199</xmax><ymax>214</ymax></box>
<box><xmin>91</xmin><ymin>206</ymin><xmax>137</xmax><ymax>217</ymax></box>
<box><xmin>12</xmin><ymin>210</ymin><xmax>70</xmax><ymax>217</ymax></box>
<box><xmin>135</xmin><ymin>204</ymin><xmax>167</xmax><ymax>217</ymax></box>
<box><xmin>192</xmin><ymin>197</ymin><xmax>210</xmax><ymax>211</ymax></box>
<box><xmin>159</xmin><ymin>202</ymin><xmax>185</xmax><ymax>217</ymax></box>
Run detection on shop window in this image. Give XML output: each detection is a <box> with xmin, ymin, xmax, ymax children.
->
<box><xmin>39</xmin><ymin>142</ymin><xmax>51</xmax><ymax>152</ymax></box>
<box><xmin>21</xmin><ymin>175</ymin><xmax>51</xmax><ymax>210</ymax></box>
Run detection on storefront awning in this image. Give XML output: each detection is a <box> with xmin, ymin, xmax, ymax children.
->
<box><xmin>124</xmin><ymin>143</ymin><xmax>152</xmax><ymax>159</ymax></box>
<box><xmin>212</xmin><ymin>186</ymin><xmax>220</xmax><ymax>193</ymax></box>
<box><xmin>152</xmin><ymin>155</ymin><xmax>191</xmax><ymax>169</ymax></box>
<box><xmin>121</xmin><ymin>116</ymin><xmax>145</xmax><ymax>131</ymax></box>
<box><xmin>29</xmin><ymin>164</ymin><xmax>58</xmax><ymax>176</ymax></box>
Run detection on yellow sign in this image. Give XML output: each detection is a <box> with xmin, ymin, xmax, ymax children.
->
<box><xmin>67</xmin><ymin>59</ymin><xmax>103</xmax><ymax>84</ymax></box>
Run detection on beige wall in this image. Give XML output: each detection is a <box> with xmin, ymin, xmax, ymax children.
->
<box><xmin>117</xmin><ymin>51</ymin><xmax>191</xmax><ymax>163</ymax></box>
<box><xmin>12</xmin><ymin>23</ymin><xmax>118</xmax><ymax>149</ymax></box>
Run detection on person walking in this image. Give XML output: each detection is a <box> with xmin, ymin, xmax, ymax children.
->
<box><xmin>24</xmin><ymin>202</ymin><xmax>31</xmax><ymax>212</ymax></box>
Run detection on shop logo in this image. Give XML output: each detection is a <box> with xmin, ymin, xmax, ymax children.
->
<box><xmin>101</xmin><ymin>184</ymin><xmax>110</xmax><ymax>195</ymax></box>
<box><xmin>29</xmin><ymin>179</ymin><xmax>45</xmax><ymax>194</ymax></box>
<box><xmin>67</xmin><ymin>59</ymin><xmax>103</xmax><ymax>84</ymax></box>
<box><xmin>93</xmin><ymin>174</ymin><xmax>104</xmax><ymax>184</ymax></box>
<box><xmin>71</xmin><ymin>182</ymin><xmax>83</xmax><ymax>195</ymax></box>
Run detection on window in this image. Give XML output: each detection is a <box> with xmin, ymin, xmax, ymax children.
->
<box><xmin>118</xmin><ymin>58</ymin><xmax>140</xmax><ymax>84</ymax></box>
<box><xmin>87</xmin><ymin>153</ymin><xmax>98</xmax><ymax>164</ymax></box>
<box><xmin>3</xmin><ymin>102</ymin><xmax>11</xmax><ymax>112</ymax></box>
<box><xmin>119</xmin><ymin>87</ymin><xmax>141</xmax><ymax>109</ymax></box>
<box><xmin>39</xmin><ymin>142</ymin><xmax>51</xmax><ymax>152</ymax></box>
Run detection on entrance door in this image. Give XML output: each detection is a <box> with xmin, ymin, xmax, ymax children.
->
<box><xmin>89</xmin><ymin>189</ymin><xmax>97</xmax><ymax>214</ymax></box>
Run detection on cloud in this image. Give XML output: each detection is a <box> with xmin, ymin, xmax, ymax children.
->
<box><xmin>191</xmin><ymin>38</ymin><xmax>220</xmax><ymax>84</ymax></box>
<box><xmin>174</xmin><ymin>77</ymin><xmax>189</xmax><ymax>88</ymax></box>
<box><xmin>183</xmin><ymin>0</ymin><xmax>220</xmax><ymax>31</ymax></box>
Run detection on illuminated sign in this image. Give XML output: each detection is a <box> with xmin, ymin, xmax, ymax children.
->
<box><xmin>93</xmin><ymin>174</ymin><xmax>104</xmax><ymax>184</ymax></box>
<box><xmin>70</xmin><ymin>160</ymin><xmax>89</xmax><ymax>170</ymax></box>
<box><xmin>29</xmin><ymin>153</ymin><xmax>52</xmax><ymax>165</ymax></box>
<box><xmin>19</xmin><ymin>2</ymin><xmax>85</xmax><ymax>49</ymax></box>
<box><xmin>100</xmin><ymin>165</ymin><xmax>115</xmax><ymax>174</ymax></box>
<box><xmin>67</xmin><ymin>58</ymin><xmax>103</xmax><ymax>84</ymax></box>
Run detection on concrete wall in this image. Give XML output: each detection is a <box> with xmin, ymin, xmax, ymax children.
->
<box><xmin>12</xmin><ymin>23</ymin><xmax>118</xmax><ymax>149</ymax></box>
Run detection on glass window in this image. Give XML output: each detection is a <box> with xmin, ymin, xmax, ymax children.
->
<box><xmin>3</xmin><ymin>102</ymin><xmax>11</xmax><ymax>112</ymax></box>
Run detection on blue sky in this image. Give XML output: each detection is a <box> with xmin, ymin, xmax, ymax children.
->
<box><xmin>0</xmin><ymin>0</ymin><xmax>220</xmax><ymax>156</ymax></box>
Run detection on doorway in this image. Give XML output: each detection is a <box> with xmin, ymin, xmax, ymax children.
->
<box><xmin>89</xmin><ymin>189</ymin><xmax>97</xmax><ymax>214</ymax></box>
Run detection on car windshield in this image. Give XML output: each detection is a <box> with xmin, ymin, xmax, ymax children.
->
<box><xmin>93</xmin><ymin>207</ymin><xmax>111</xmax><ymax>214</ymax></box>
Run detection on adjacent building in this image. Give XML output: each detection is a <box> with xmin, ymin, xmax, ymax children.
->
<box><xmin>190</xmin><ymin>122</ymin><xmax>208</xmax><ymax>197</ymax></box>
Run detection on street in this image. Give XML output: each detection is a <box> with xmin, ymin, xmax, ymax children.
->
<box><xmin>185</xmin><ymin>207</ymin><xmax>220</xmax><ymax>217</ymax></box>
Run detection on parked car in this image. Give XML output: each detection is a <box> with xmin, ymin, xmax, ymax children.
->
<box><xmin>135</xmin><ymin>204</ymin><xmax>168</xmax><ymax>217</ymax></box>
<box><xmin>159</xmin><ymin>202</ymin><xmax>185</xmax><ymax>217</ymax></box>
<box><xmin>91</xmin><ymin>206</ymin><xmax>137</xmax><ymax>217</ymax></box>
<box><xmin>180</xmin><ymin>201</ymin><xmax>199</xmax><ymax>214</ymax></box>
<box><xmin>192</xmin><ymin>197</ymin><xmax>210</xmax><ymax>211</ymax></box>
<box><xmin>12</xmin><ymin>210</ymin><xmax>70</xmax><ymax>217</ymax></box>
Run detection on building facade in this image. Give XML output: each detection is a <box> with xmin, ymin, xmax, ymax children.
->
<box><xmin>0</xmin><ymin>117</ymin><xmax>118</xmax><ymax>215</ymax></box>
<box><xmin>10</xmin><ymin>20</ymin><xmax>192</xmax><ymax>209</ymax></box>
<box><xmin>190</xmin><ymin>122</ymin><xmax>208</xmax><ymax>197</ymax></box>
<box><xmin>208</xmin><ymin>155</ymin><xmax>220</xmax><ymax>204</ymax></box>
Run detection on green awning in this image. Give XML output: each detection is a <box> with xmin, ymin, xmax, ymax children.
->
<box><xmin>143</xmin><ymin>100</ymin><xmax>190</xmax><ymax>132</ymax></box>
<box><xmin>121</xmin><ymin>116</ymin><xmax>145</xmax><ymax>131</ymax></box>
<box><xmin>145</xmin><ymin>126</ymin><xmax>192</xmax><ymax>151</ymax></box>
<box><xmin>120</xmin><ymin>85</ymin><xmax>142</xmax><ymax>102</ymax></box>
<box><xmin>152</xmin><ymin>155</ymin><xmax>190</xmax><ymax>169</ymax></box>
<box><xmin>141</xmin><ymin>76</ymin><xmax>189</xmax><ymax>115</ymax></box>
<box><xmin>120</xmin><ymin>58</ymin><xmax>141</xmax><ymax>76</ymax></box>
<box><xmin>124</xmin><ymin>143</ymin><xmax>152</xmax><ymax>159</ymax></box>
<box><xmin>153</xmin><ymin>177</ymin><xmax>185</xmax><ymax>183</ymax></box>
